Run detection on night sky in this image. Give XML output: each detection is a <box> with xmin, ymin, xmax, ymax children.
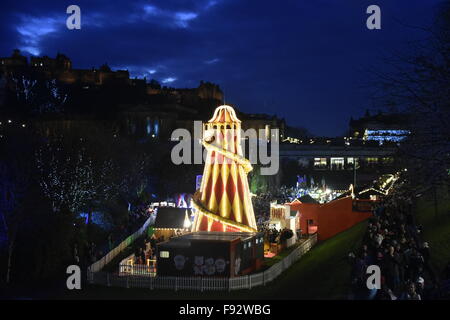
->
<box><xmin>0</xmin><ymin>0</ymin><xmax>444</xmax><ymax>136</ymax></box>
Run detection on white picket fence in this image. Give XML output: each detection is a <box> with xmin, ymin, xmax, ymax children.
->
<box><xmin>119</xmin><ymin>262</ymin><xmax>157</xmax><ymax>277</ymax></box>
<box><xmin>87</xmin><ymin>233</ymin><xmax>317</xmax><ymax>291</ymax></box>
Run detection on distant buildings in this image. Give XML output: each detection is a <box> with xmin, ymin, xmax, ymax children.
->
<box><xmin>1</xmin><ymin>49</ymin><xmax>129</xmax><ymax>86</ymax></box>
<box><xmin>0</xmin><ymin>50</ymin><xmax>287</xmax><ymax>141</ymax></box>
<box><xmin>0</xmin><ymin>49</ymin><xmax>27</xmax><ymax>70</ymax></box>
<box><xmin>349</xmin><ymin>111</ymin><xmax>410</xmax><ymax>143</ymax></box>
<box><xmin>0</xmin><ymin>50</ymin><xmax>225</xmax><ymax>99</ymax></box>
<box><xmin>278</xmin><ymin>112</ymin><xmax>408</xmax><ymax>191</ymax></box>
<box><xmin>281</xmin><ymin>140</ymin><xmax>397</xmax><ymax>171</ymax></box>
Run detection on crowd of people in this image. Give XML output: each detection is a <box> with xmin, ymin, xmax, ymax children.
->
<box><xmin>264</xmin><ymin>227</ymin><xmax>281</xmax><ymax>244</ymax></box>
<box><xmin>132</xmin><ymin>233</ymin><xmax>167</xmax><ymax>265</ymax></box>
<box><xmin>349</xmin><ymin>190</ymin><xmax>449</xmax><ymax>300</ymax></box>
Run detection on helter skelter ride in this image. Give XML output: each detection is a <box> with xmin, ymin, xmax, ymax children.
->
<box><xmin>191</xmin><ymin>105</ymin><xmax>258</xmax><ymax>233</ymax></box>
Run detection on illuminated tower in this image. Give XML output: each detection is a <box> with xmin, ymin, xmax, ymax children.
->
<box><xmin>192</xmin><ymin>105</ymin><xmax>257</xmax><ymax>232</ymax></box>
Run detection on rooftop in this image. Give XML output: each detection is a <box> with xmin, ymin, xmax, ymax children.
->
<box><xmin>180</xmin><ymin>231</ymin><xmax>258</xmax><ymax>241</ymax></box>
<box><xmin>154</xmin><ymin>207</ymin><xmax>191</xmax><ymax>229</ymax></box>
<box><xmin>158</xmin><ymin>231</ymin><xmax>261</xmax><ymax>248</ymax></box>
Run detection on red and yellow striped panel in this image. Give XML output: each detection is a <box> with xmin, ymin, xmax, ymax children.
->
<box><xmin>193</xmin><ymin>105</ymin><xmax>257</xmax><ymax>233</ymax></box>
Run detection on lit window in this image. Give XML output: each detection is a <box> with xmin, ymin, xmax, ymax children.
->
<box><xmin>314</xmin><ymin>158</ymin><xmax>327</xmax><ymax>169</ymax></box>
<box><xmin>154</xmin><ymin>121</ymin><xmax>159</xmax><ymax>136</ymax></box>
<box><xmin>248</xmin><ymin>242</ymin><xmax>251</xmax><ymax>248</ymax></box>
<box><xmin>366</xmin><ymin>157</ymin><xmax>378</xmax><ymax>165</ymax></box>
<box><xmin>146</xmin><ymin>117</ymin><xmax>152</xmax><ymax>135</ymax></box>
<box><xmin>330</xmin><ymin>158</ymin><xmax>344</xmax><ymax>170</ymax></box>
<box><xmin>160</xmin><ymin>251</ymin><xmax>169</xmax><ymax>258</ymax></box>
<box><xmin>347</xmin><ymin>157</ymin><xmax>359</xmax><ymax>169</ymax></box>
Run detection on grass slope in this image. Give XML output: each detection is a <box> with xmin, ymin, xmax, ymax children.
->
<box><xmin>415</xmin><ymin>189</ymin><xmax>450</xmax><ymax>275</ymax></box>
<box><xmin>243</xmin><ymin>221</ymin><xmax>367</xmax><ymax>300</ymax></box>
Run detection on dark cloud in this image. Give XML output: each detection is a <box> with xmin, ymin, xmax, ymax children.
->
<box><xmin>1</xmin><ymin>0</ymin><xmax>445</xmax><ymax>136</ymax></box>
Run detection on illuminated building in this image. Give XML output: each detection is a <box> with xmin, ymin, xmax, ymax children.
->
<box><xmin>349</xmin><ymin>111</ymin><xmax>411</xmax><ymax>143</ymax></box>
<box><xmin>156</xmin><ymin>232</ymin><xmax>264</xmax><ymax>277</ymax></box>
<box><xmin>152</xmin><ymin>207</ymin><xmax>193</xmax><ymax>239</ymax></box>
<box><xmin>363</xmin><ymin>129</ymin><xmax>410</xmax><ymax>142</ymax></box>
<box><xmin>192</xmin><ymin>105</ymin><xmax>258</xmax><ymax>233</ymax></box>
<box><xmin>278</xmin><ymin>145</ymin><xmax>400</xmax><ymax>200</ymax></box>
<box><xmin>156</xmin><ymin>105</ymin><xmax>264</xmax><ymax>277</ymax></box>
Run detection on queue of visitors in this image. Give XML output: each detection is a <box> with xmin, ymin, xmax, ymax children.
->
<box><xmin>349</xmin><ymin>189</ymin><xmax>449</xmax><ymax>300</ymax></box>
<box><xmin>132</xmin><ymin>234</ymin><xmax>162</xmax><ymax>265</ymax></box>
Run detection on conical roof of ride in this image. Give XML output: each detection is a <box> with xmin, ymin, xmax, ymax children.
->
<box><xmin>208</xmin><ymin>105</ymin><xmax>241</xmax><ymax>123</ymax></box>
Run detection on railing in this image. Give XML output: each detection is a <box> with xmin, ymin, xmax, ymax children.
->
<box><xmin>88</xmin><ymin>233</ymin><xmax>317</xmax><ymax>291</ymax></box>
<box><xmin>119</xmin><ymin>254</ymin><xmax>134</xmax><ymax>268</ymax></box>
<box><xmin>87</xmin><ymin>215</ymin><xmax>153</xmax><ymax>277</ymax></box>
<box><xmin>119</xmin><ymin>261</ymin><xmax>157</xmax><ymax>277</ymax></box>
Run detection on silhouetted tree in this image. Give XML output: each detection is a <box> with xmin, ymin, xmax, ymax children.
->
<box><xmin>373</xmin><ymin>1</ymin><xmax>450</xmax><ymax>197</ymax></box>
